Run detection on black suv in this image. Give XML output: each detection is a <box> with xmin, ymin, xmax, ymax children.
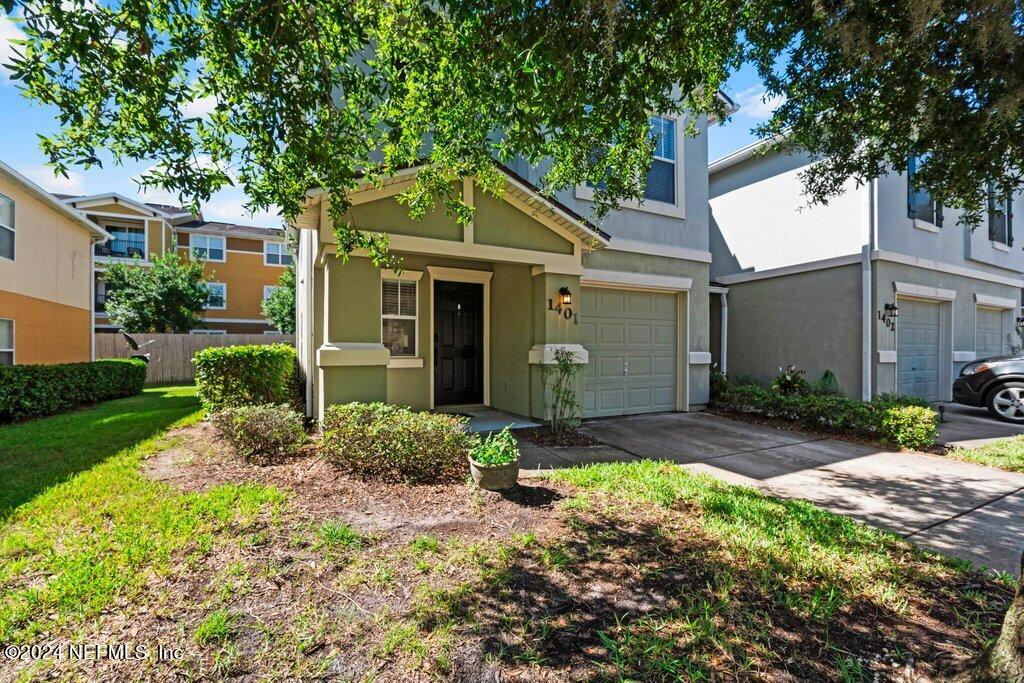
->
<box><xmin>953</xmin><ymin>355</ymin><xmax>1024</xmax><ymax>423</ymax></box>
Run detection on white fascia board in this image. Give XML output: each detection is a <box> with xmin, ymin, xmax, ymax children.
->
<box><xmin>873</xmin><ymin>250</ymin><xmax>1024</xmax><ymax>288</ymax></box>
<box><xmin>894</xmin><ymin>281</ymin><xmax>957</xmax><ymax>301</ymax></box>
<box><xmin>0</xmin><ymin>161</ymin><xmax>112</xmax><ymax>241</ymax></box>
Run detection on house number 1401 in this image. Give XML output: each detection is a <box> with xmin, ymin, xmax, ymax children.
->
<box><xmin>547</xmin><ymin>299</ymin><xmax>579</xmax><ymax>324</ymax></box>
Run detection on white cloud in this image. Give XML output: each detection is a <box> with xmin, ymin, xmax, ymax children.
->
<box><xmin>0</xmin><ymin>14</ymin><xmax>25</xmax><ymax>83</ymax></box>
<box><xmin>204</xmin><ymin>193</ymin><xmax>281</xmax><ymax>227</ymax></box>
<box><xmin>19</xmin><ymin>164</ymin><xmax>86</xmax><ymax>195</ymax></box>
<box><xmin>733</xmin><ymin>85</ymin><xmax>786</xmax><ymax>121</ymax></box>
<box><xmin>180</xmin><ymin>94</ymin><xmax>218</xmax><ymax>119</ymax></box>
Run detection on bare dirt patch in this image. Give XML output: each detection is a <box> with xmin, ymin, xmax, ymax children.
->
<box><xmin>514</xmin><ymin>425</ymin><xmax>603</xmax><ymax>448</ymax></box>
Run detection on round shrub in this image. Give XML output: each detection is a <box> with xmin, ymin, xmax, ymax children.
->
<box><xmin>211</xmin><ymin>403</ymin><xmax>306</xmax><ymax>465</ymax></box>
<box><xmin>321</xmin><ymin>402</ymin><xmax>475</xmax><ymax>484</ymax></box>
<box><xmin>194</xmin><ymin>343</ymin><xmax>299</xmax><ymax>411</ymax></box>
<box><xmin>879</xmin><ymin>405</ymin><xmax>937</xmax><ymax>450</ymax></box>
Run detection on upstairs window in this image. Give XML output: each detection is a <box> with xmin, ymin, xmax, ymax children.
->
<box><xmin>0</xmin><ymin>319</ymin><xmax>12</xmax><ymax>365</ymax></box>
<box><xmin>265</xmin><ymin>242</ymin><xmax>292</xmax><ymax>266</ymax></box>
<box><xmin>263</xmin><ymin>285</ymin><xmax>280</xmax><ymax>301</ymax></box>
<box><xmin>192</xmin><ymin>235</ymin><xmax>225</xmax><ymax>261</ymax></box>
<box><xmin>205</xmin><ymin>282</ymin><xmax>227</xmax><ymax>309</ymax></box>
<box><xmin>907</xmin><ymin>155</ymin><xmax>943</xmax><ymax>227</ymax></box>
<box><xmin>988</xmin><ymin>181</ymin><xmax>1014</xmax><ymax>247</ymax></box>
<box><xmin>381</xmin><ymin>278</ymin><xmax>417</xmax><ymax>357</ymax></box>
<box><xmin>646</xmin><ymin>116</ymin><xmax>676</xmax><ymax>205</ymax></box>
<box><xmin>0</xmin><ymin>193</ymin><xmax>14</xmax><ymax>260</ymax></box>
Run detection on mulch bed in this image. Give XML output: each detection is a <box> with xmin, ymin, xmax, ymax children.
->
<box><xmin>33</xmin><ymin>419</ymin><xmax>1009</xmax><ymax>681</ymax></box>
<box><xmin>514</xmin><ymin>425</ymin><xmax>603</xmax><ymax>448</ymax></box>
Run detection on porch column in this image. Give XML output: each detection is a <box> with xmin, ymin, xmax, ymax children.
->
<box><xmin>528</xmin><ymin>270</ymin><xmax>587</xmax><ymax>421</ymax></box>
<box><xmin>316</xmin><ymin>256</ymin><xmax>389</xmax><ymax>417</ymax></box>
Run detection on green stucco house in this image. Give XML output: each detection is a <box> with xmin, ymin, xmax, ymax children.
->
<box><xmin>293</xmin><ymin>113</ymin><xmax>717</xmax><ymax>422</ymax></box>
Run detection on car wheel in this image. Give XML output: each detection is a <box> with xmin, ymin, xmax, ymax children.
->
<box><xmin>986</xmin><ymin>382</ymin><xmax>1024</xmax><ymax>423</ymax></box>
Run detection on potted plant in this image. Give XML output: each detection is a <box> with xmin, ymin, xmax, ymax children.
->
<box><xmin>467</xmin><ymin>426</ymin><xmax>520</xmax><ymax>491</ymax></box>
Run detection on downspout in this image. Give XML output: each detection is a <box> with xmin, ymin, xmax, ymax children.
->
<box><xmin>720</xmin><ymin>291</ymin><xmax>728</xmax><ymax>374</ymax></box>
<box><xmin>861</xmin><ymin>179</ymin><xmax>877</xmax><ymax>401</ymax></box>
<box><xmin>90</xmin><ymin>238</ymin><xmax>98</xmax><ymax>361</ymax></box>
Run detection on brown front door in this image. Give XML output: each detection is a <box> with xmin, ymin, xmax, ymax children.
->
<box><xmin>434</xmin><ymin>280</ymin><xmax>484</xmax><ymax>405</ymax></box>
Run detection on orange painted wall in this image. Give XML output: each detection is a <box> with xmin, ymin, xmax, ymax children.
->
<box><xmin>177</xmin><ymin>240</ymin><xmax>288</xmax><ymax>323</ymax></box>
<box><xmin>0</xmin><ymin>290</ymin><xmax>91</xmax><ymax>364</ymax></box>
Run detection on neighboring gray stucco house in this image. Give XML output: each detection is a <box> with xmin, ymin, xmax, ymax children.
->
<box><xmin>294</xmin><ymin>112</ymin><xmax>720</xmax><ymax>422</ymax></box>
<box><xmin>708</xmin><ymin>141</ymin><xmax>1024</xmax><ymax>402</ymax></box>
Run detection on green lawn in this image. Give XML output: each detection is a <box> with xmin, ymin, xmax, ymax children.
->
<box><xmin>946</xmin><ymin>435</ymin><xmax>1024</xmax><ymax>473</ymax></box>
<box><xmin>0</xmin><ymin>388</ymin><xmax>1012</xmax><ymax>679</ymax></box>
<box><xmin>0</xmin><ymin>385</ymin><xmax>287</xmax><ymax>643</ymax></box>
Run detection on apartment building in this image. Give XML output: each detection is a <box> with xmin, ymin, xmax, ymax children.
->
<box><xmin>0</xmin><ymin>162</ymin><xmax>110</xmax><ymax>365</ymax></box>
<box><xmin>57</xmin><ymin>193</ymin><xmax>290</xmax><ymax>334</ymax></box>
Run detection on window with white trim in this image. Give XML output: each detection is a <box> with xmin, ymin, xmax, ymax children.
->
<box><xmin>381</xmin><ymin>278</ymin><xmax>417</xmax><ymax>357</ymax></box>
<box><xmin>264</xmin><ymin>242</ymin><xmax>292</xmax><ymax>266</ymax></box>
<box><xmin>263</xmin><ymin>285</ymin><xmax>280</xmax><ymax>301</ymax></box>
<box><xmin>205</xmin><ymin>282</ymin><xmax>227</xmax><ymax>309</ymax></box>
<box><xmin>0</xmin><ymin>319</ymin><xmax>12</xmax><ymax>365</ymax></box>
<box><xmin>988</xmin><ymin>180</ymin><xmax>1014</xmax><ymax>247</ymax></box>
<box><xmin>191</xmin><ymin>235</ymin><xmax>225</xmax><ymax>261</ymax></box>
<box><xmin>907</xmin><ymin>154</ymin><xmax>943</xmax><ymax>226</ymax></box>
<box><xmin>646</xmin><ymin>116</ymin><xmax>676</xmax><ymax>204</ymax></box>
<box><xmin>0</xmin><ymin>193</ymin><xmax>14</xmax><ymax>261</ymax></box>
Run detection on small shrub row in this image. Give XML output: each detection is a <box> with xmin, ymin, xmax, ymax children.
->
<box><xmin>0</xmin><ymin>358</ymin><xmax>147</xmax><ymax>423</ymax></box>
<box><xmin>211</xmin><ymin>404</ymin><xmax>307</xmax><ymax>464</ymax></box>
<box><xmin>194</xmin><ymin>343</ymin><xmax>300</xmax><ymax>411</ymax></box>
<box><xmin>320</xmin><ymin>402</ymin><xmax>475</xmax><ymax>484</ymax></box>
<box><xmin>712</xmin><ymin>382</ymin><xmax>937</xmax><ymax>449</ymax></box>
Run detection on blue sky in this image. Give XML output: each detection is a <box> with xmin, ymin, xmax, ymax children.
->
<box><xmin>1</xmin><ymin>13</ymin><xmax>777</xmax><ymax>225</ymax></box>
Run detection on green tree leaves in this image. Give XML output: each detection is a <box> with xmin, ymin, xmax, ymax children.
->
<box><xmin>103</xmin><ymin>251</ymin><xmax>209</xmax><ymax>333</ymax></box>
<box><xmin>262</xmin><ymin>263</ymin><xmax>296</xmax><ymax>335</ymax></box>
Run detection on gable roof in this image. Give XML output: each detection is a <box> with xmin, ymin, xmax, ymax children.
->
<box><xmin>59</xmin><ymin>192</ymin><xmax>194</xmax><ymax>219</ymax></box>
<box><xmin>0</xmin><ymin>162</ymin><xmax>112</xmax><ymax>241</ymax></box>
<box><xmin>709</xmin><ymin>135</ymin><xmax>788</xmax><ymax>175</ymax></box>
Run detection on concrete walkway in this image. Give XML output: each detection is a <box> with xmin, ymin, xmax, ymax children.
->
<box><xmin>518</xmin><ymin>412</ymin><xmax>1024</xmax><ymax>576</ymax></box>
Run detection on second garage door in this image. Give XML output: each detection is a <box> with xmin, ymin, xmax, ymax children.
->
<box><xmin>580</xmin><ymin>287</ymin><xmax>678</xmax><ymax>418</ymax></box>
<box><xmin>897</xmin><ymin>298</ymin><xmax>941</xmax><ymax>401</ymax></box>
<box><xmin>976</xmin><ymin>307</ymin><xmax>1006</xmax><ymax>359</ymax></box>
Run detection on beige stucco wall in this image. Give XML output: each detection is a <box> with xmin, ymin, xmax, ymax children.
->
<box><xmin>0</xmin><ymin>173</ymin><xmax>95</xmax><ymax>312</ymax></box>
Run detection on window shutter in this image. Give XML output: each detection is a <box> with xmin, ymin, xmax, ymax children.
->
<box><xmin>988</xmin><ymin>182</ymin><xmax>998</xmax><ymax>241</ymax></box>
<box><xmin>382</xmin><ymin>280</ymin><xmax>400</xmax><ymax>315</ymax></box>
<box><xmin>936</xmin><ymin>204</ymin><xmax>943</xmax><ymax>228</ymax></box>
<box><xmin>1008</xmin><ymin>193</ymin><xmax>1014</xmax><ymax>247</ymax></box>
<box><xmin>907</xmin><ymin>156</ymin><xmax>916</xmax><ymax>219</ymax></box>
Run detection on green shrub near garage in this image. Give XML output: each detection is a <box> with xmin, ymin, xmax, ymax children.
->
<box><xmin>712</xmin><ymin>381</ymin><xmax>937</xmax><ymax>450</ymax></box>
<box><xmin>0</xmin><ymin>358</ymin><xmax>147</xmax><ymax>423</ymax></box>
<box><xmin>193</xmin><ymin>343</ymin><xmax>300</xmax><ymax>411</ymax></box>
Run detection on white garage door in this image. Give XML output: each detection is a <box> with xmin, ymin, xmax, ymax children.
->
<box><xmin>897</xmin><ymin>298</ymin><xmax>941</xmax><ymax>401</ymax></box>
<box><xmin>580</xmin><ymin>287</ymin><xmax>677</xmax><ymax>418</ymax></box>
<box><xmin>976</xmin><ymin>307</ymin><xmax>1006</xmax><ymax>359</ymax></box>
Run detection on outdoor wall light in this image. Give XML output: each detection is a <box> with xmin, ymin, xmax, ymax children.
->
<box><xmin>885</xmin><ymin>302</ymin><xmax>899</xmax><ymax>317</ymax></box>
<box><xmin>558</xmin><ymin>286</ymin><xmax>573</xmax><ymax>306</ymax></box>
<box><xmin>1016</xmin><ymin>315</ymin><xmax>1024</xmax><ymax>327</ymax></box>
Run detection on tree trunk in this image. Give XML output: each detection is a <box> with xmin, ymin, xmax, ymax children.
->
<box><xmin>983</xmin><ymin>551</ymin><xmax>1024</xmax><ymax>681</ymax></box>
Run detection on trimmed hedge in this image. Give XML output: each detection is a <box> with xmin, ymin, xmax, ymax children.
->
<box><xmin>712</xmin><ymin>384</ymin><xmax>937</xmax><ymax>449</ymax></box>
<box><xmin>194</xmin><ymin>343</ymin><xmax>299</xmax><ymax>411</ymax></box>
<box><xmin>321</xmin><ymin>402</ymin><xmax>475</xmax><ymax>483</ymax></box>
<box><xmin>0</xmin><ymin>358</ymin><xmax>147</xmax><ymax>423</ymax></box>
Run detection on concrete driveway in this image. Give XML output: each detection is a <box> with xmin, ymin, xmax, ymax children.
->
<box><xmin>519</xmin><ymin>412</ymin><xmax>1024</xmax><ymax>576</ymax></box>
<box><xmin>936</xmin><ymin>402</ymin><xmax>1024</xmax><ymax>447</ymax></box>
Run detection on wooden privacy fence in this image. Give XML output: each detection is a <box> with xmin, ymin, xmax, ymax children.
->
<box><xmin>95</xmin><ymin>333</ymin><xmax>295</xmax><ymax>384</ymax></box>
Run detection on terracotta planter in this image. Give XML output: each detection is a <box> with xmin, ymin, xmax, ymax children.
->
<box><xmin>468</xmin><ymin>456</ymin><xmax>520</xmax><ymax>491</ymax></box>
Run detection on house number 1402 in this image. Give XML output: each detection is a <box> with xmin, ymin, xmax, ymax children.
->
<box><xmin>547</xmin><ymin>299</ymin><xmax>579</xmax><ymax>324</ymax></box>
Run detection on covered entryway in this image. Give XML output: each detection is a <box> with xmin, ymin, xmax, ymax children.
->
<box><xmin>897</xmin><ymin>298</ymin><xmax>941</xmax><ymax>400</ymax></box>
<box><xmin>976</xmin><ymin>306</ymin><xmax>1006</xmax><ymax>359</ymax></box>
<box><xmin>580</xmin><ymin>287</ymin><xmax>679</xmax><ymax>418</ymax></box>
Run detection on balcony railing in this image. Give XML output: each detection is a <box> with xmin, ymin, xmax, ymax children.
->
<box><xmin>95</xmin><ymin>238</ymin><xmax>146</xmax><ymax>259</ymax></box>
